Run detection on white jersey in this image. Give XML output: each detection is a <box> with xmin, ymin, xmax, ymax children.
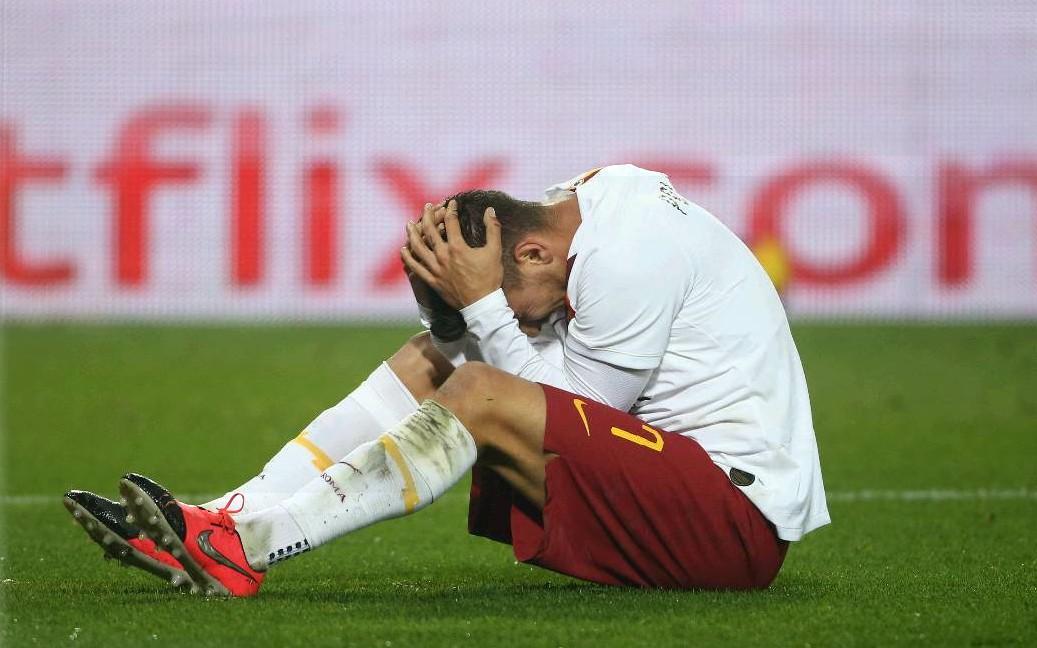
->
<box><xmin>426</xmin><ymin>164</ymin><xmax>829</xmax><ymax>541</ymax></box>
<box><xmin>549</xmin><ymin>164</ymin><xmax>829</xmax><ymax>541</ymax></box>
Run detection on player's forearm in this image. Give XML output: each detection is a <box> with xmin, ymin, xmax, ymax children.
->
<box><xmin>460</xmin><ymin>289</ymin><xmax>570</xmax><ymax>389</ymax></box>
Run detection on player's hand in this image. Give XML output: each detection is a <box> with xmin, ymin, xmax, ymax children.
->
<box><xmin>402</xmin><ymin>203</ymin><xmax>443</xmax><ymax>310</ymax></box>
<box><xmin>401</xmin><ymin>199</ymin><xmax>503</xmax><ymax>309</ymax></box>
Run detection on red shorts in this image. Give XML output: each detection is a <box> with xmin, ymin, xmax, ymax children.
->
<box><xmin>468</xmin><ymin>384</ymin><xmax>787</xmax><ymax>590</ymax></box>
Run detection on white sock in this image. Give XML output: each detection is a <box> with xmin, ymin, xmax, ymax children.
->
<box><xmin>235</xmin><ymin>399</ymin><xmax>477</xmax><ymax>570</ymax></box>
<box><xmin>201</xmin><ymin>363</ymin><xmax>419</xmax><ymax>514</ymax></box>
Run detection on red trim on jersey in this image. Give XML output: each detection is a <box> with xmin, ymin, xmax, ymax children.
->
<box><xmin>566</xmin><ymin>167</ymin><xmax>603</xmax><ymax>191</ymax></box>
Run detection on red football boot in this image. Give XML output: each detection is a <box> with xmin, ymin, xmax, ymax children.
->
<box><xmin>119</xmin><ymin>473</ymin><xmax>265</xmax><ymax>597</ymax></box>
<box><xmin>63</xmin><ymin>489</ymin><xmax>190</xmax><ymax>589</ymax></box>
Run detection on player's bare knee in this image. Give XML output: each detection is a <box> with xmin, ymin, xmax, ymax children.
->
<box><xmin>387</xmin><ymin>332</ymin><xmax>455</xmax><ymax>402</ymax></box>
<box><xmin>433</xmin><ymin>363</ymin><xmax>506</xmax><ymax>448</ymax></box>
<box><xmin>434</xmin><ymin>362</ymin><xmax>495</xmax><ymax>412</ymax></box>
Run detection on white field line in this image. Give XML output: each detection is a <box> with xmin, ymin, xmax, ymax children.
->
<box><xmin>825</xmin><ymin>488</ymin><xmax>1037</xmax><ymax>502</ymax></box>
<box><xmin>2</xmin><ymin>488</ymin><xmax>1035</xmax><ymax>507</ymax></box>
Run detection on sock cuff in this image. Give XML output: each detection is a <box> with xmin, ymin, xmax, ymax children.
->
<box><xmin>412</xmin><ymin>399</ymin><xmax>477</xmax><ymax>448</ymax></box>
<box><xmin>386</xmin><ymin>400</ymin><xmax>478</xmax><ymax>497</ymax></box>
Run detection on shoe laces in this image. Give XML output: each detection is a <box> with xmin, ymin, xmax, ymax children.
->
<box><xmin>213</xmin><ymin>492</ymin><xmax>245</xmax><ymax>531</ymax></box>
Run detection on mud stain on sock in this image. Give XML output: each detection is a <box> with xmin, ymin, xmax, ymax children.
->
<box><xmin>389</xmin><ymin>400</ymin><xmax>475</xmax><ymax>480</ymax></box>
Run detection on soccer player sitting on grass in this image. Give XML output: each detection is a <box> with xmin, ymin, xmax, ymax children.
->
<box><xmin>65</xmin><ymin>165</ymin><xmax>830</xmax><ymax>596</ymax></box>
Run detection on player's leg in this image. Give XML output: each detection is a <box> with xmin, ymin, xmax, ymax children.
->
<box><xmin>432</xmin><ymin>362</ymin><xmax>551</xmax><ymax>508</ymax></box>
<box><xmin>65</xmin><ymin>332</ymin><xmax>454</xmax><ymax>589</ymax></box>
<box><xmin>122</xmin><ymin>358</ymin><xmax>785</xmax><ymax>595</ymax></box>
<box><xmin>118</xmin><ymin>362</ymin><xmax>546</xmax><ymax>595</ymax></box>
<box><xmin>203</xmin><ymin>322</ymin><xmax>559</xmax><ymax>514</ymax></box>
<box><xmin>199</xmin><ymin>332</ymin><xmax>454</xmax><ymax>513</ymax></box>
<box><xmin>230</xmin><ymin>363</ymin><xmax>547</xmax><ymax>566</ymax></box>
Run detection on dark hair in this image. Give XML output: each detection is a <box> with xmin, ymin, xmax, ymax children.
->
<box><xmin>444</xmin><ymin>189</ymin><xmax>550</xmax><ymax>283</ymax></box>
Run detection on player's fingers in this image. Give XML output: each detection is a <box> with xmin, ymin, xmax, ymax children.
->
<box><xmin>484</xmin><ymin>207</ymin><xmax>502</xmax><ymax>252</ymax></box>
<box><xmin>444</xmin><ymin>200</ymin><xmax>465</xmax><ymax>247</ymax></box>
<box><xmin>433</xmin><ymin>205</ymin><xmax>450</xmax><ymax>238</ymax></box>
<box><xmin>427</xmin><ymin>207</ymin><xmax>454</xmax><ymax>262</ymax></box>
<box><xmin>401</xmin><ymin>246</ymin><xmax>438</xmax><ymax>287</ymax></box>
<box><xmin>400</xmin><ymin>247</ymin><xmax>414</xmax><ymax>277</ymax></box>
<box><xmin>420</xmin><ymin>207</ymin><xmax>441</xmax><ymax>250</ymax></box>
<box><xmin>433</xmin><ymin>202</ymin><xmax>449</xmax><ymax>222</ymax></box>
<box><xmin>420</xmin><ymin>202</ymin><xmax>438</xmax><ymax>238</ymax></box>
<box><xmin>406</xmin><ymin>221</ymin><xmax>439</xmax><ymax>270</ymax></box>
<box><xmin>444</xmin><ymin>198</ymin><xmax>458</xmax><ymax>221</ymax></box>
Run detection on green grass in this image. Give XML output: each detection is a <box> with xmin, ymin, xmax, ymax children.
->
<box><xmin>2</xmin><ymin>324</ymin><xmax>1035</xmax><ymax>646</ymax></box>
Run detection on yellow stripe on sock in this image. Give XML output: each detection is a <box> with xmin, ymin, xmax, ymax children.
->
<box><xmin>380</xmin><ymin>436</ymin><xmax>419</xmax><ymax>513</ymax></box>
<box><xmin>292</xmin><ymin>431</ymin><xmax>334</xmax><ymax>472</ymax></box>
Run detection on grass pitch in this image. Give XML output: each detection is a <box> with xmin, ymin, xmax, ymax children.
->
<box><xmin>2</xmin><ymin>323</ymin><xmax>1035</xmax><ymax>646</ymax></box>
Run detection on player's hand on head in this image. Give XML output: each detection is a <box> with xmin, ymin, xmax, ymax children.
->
<box><xmin>401</xmin><ymin>203</ymin><xmax>442</xmax><ymax>309</ymax></box>
<box><xmin>401</xmin><ymin>199</ymin><xmax>503</xmax><ymax>309</ymax></box>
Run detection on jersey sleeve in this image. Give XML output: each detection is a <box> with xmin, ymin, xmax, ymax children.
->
<box><xmin>460</xmin><ymin>289</ymin><xmax>653</xmax><ymax>410</ymax></box>
<box><xmin>566</xmin><ymin>227</ymin><xmax>690</xmax><ymax>371</ymax></box>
